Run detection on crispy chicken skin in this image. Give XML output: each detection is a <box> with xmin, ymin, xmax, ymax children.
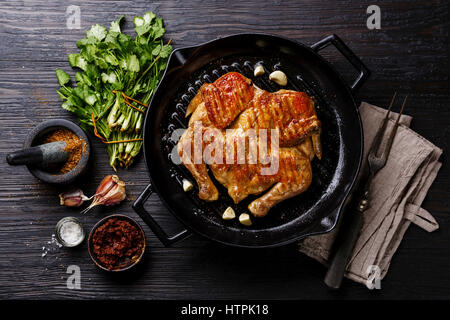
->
<box><xmin>185</xmin><ymin>72</ymin><xmax>254</xmax><ymax>127</ymax></box>
<box><xmin>178</xmin><ymin>72</ymin><xmax>321</xmax><ymax>217</ymax></box>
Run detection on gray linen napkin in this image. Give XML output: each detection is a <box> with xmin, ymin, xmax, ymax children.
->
<box><xmin>299</xmin><ymin>101</ymin><xmax>442</xmax><ymax>287</ymax></box>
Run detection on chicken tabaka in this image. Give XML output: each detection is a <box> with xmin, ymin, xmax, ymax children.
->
<box><xmin>177</xmin><ymin>72</ymin><xmax>321</xmax><ymax>218</ymax></box>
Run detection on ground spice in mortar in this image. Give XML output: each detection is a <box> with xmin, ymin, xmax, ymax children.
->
<box><xmin>42</xmin><ymin>129</ymin><xmax>86</xmax><ymax>174</ymax></box>
<box><xmin>92</xmin><ymin>217</ymin><xmax>144</xmax><ymax>270</ymax></box>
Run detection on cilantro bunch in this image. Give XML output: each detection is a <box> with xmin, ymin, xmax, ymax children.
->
<box><xmin>56</xmin><ymin>12</ymin><xmax>172</xmax><ymax>170</ymax></box>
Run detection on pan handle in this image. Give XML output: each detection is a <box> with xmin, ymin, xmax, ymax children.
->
<box><xmin>171</xmin><ymin>45</ymin><xmax>198</xmax><ymax>66</ymax></box>
<box><xmin>311</xmin><ymin>34</ymin><xmax>370</xmax><ymax>93</ymax></box>
<box><xmin>132</xmin><ymin>184</ymin><xmax>191</xmax><ymax>247</ymax></box>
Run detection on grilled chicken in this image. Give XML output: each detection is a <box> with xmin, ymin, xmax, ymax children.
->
<box><xmin>177</xmin><ymin>72</ymin><xmax>321</xmax><ymax>217</ymax></box>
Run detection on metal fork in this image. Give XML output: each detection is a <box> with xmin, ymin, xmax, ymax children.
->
<box><xmin>324</xmin><ymin>93</ymin><xmax>408</xmax><ymax>289</ymax></box>
<box><xmin>367</xmin><ymin>93</ymin><xmax>407</xmax><ymax>179</ymax></box>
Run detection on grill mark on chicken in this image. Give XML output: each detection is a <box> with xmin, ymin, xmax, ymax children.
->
<box><xmin>200</xmin><ymin>73</ymin><xmax>254</xmax><ymax>129</ymax></box>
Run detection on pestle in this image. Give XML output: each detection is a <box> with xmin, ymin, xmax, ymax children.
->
<box><xmin>6</xmin><ymin>141</ymin><xmax>69</xmax><ymax>166</ymax></box>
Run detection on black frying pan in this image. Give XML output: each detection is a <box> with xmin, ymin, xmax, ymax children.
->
<box><xmin>132</xmin><ymin>33</ymin><xmax>370</xmax><ymax>248</ymax></box>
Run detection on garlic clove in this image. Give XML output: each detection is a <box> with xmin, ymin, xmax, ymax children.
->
<box><xmin>182</xmin><ymin>179</ymin><xmax>193</xmax><ymax>192</ymax></box>
<box><xmin>101</xmin><ymin>180</ymin><xmax>126</xmax><ymax>206</ymax></box>
<box><xmin>95</xmin><ymin>175</ymin><xmax>119</xmax><ymax>198</ymax></box>
<box><xmin>254</xmin><ymin>65</ymin><xmax>265</xmax><ymax>77</ymax></box>
<box><xmin>59</xmin><ymin>189</ymin><xmax>90</xmax><ymax>207</ymax></box>
<box><xmin>80</xmin><ymin>175</ymin><xmax>126</xmax><ymax>214</ymax></box>
<box><xmin>222</xmin><ymin>207</ymin><xmax>236</xmax><ymax>220</ymax></box>
<box><xmin>269</xmin><ymin>70</ymin><xmax>288</xmax><ymax>86</ymax></box>
<box><xmin>239</xmin><ymin>213</ymin><xmax>252</xmax><ymax>226</ymax></box>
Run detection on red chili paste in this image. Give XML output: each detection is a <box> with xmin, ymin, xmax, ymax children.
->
<box><xmin>92</xmin><ymin>217</ymin><xmax>144</xmax><ymax>270</ymax></box>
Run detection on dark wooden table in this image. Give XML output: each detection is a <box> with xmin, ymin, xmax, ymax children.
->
<box><xmin>0</xmin><ymin>0</ymin><xmax>449</xmax><ymax>300</ymax></box>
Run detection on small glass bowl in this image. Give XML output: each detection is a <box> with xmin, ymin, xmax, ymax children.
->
<box><xmin>55</xmin><ymin>217</ymin><xmax>85</xmax><ymax>247</ymax></box>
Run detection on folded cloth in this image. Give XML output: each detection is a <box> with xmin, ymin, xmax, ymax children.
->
<box><xmin>299</xmin><ymin>101</ymin><xmax>442</xmax><ymax>287</ymax></box>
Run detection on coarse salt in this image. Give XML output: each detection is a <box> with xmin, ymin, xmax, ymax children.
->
<box><xmin>59</xmin><ymin>220</ymin><xmax>83</xmax><ymax>245</ymax></box>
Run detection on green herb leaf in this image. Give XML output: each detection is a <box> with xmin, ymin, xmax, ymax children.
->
<box><xmin>101</xmin><ymin>72</ymin><xmax>118</xmax><ymax>84</ymax></box>
<box><xmin>152</xmin><ymin>21</ymin><xmax>165</xmax><ymax>39</ymax></box>
<box><xmin>86</xmin><ymin>24</ymin><xmax>107</xmax><ymax>41</ymax></box>
<box><xmin>76</xmin><ymin>37</ymin><xmax>96</xmax><ymax>49</ymax></box>
<box><xmin>127</xmin><ymin>55</ymin><xmax>140</xmax><ymax>72</ymax></box>
<box><xmin>159</xmin><ymin>45</ymin><xmax>172</xmax><ymax>58</ymax></box>
<box><xmin>68</xmin><ymin>53</ymin><xmax>87</xmax><ymax>71</ymax></box>
<box><xmin>152</xmin><ymin>45</ymin><xmax>161</xmax><ymax>56</ymax></box>
<box><xmin>56</xmin><ymin>69</ymin><xmax>71</xmax><ymax>86</ymax></box>
<box><xmin>61</xmin><ymin>100</ymin><xmax>77</xmax><ymax>112</ymax></box>
<box><xmin>110</xmin><ymin>15</ymin><xmax>124</xmax><ymax>33</ymax></box>
<box><xmin>133</xmin><ymin>12</ymin><xmax>157</xmax><ymax>36</ymax></box>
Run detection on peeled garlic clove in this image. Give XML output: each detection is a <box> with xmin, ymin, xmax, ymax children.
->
<box><xmin>254</xmin><ymin>65</ymin><xmax>265</xmax><ymax>77</ymax></box>
<box><xmin>222</xmin><ymin>207</ymin><xmax>236</xmax><ymax>220</ymax></box>
<box><xmin>269</xmin><ymin>70</ymin><xmax>288</xmax><ymax>86</ymax></box>
<box><xmin>182</xmin><ymin>179</ymin><xmax>193</xmax><ymax>192</ymax></box>
<box><xmin>59</xmin><ymin>189</ymin><xmax>90</xmax><ymax>207</ymax></box>
<box><xmin>239</xmin><ymin>213</ymin><xmax>252</xmax><ymax>226</ymax></box>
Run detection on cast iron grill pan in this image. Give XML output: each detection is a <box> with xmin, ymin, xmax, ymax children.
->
<box><xmin>133</xmin><ymin>34</ymin><xmax>369</xmax><ymax>247</ymax></box>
